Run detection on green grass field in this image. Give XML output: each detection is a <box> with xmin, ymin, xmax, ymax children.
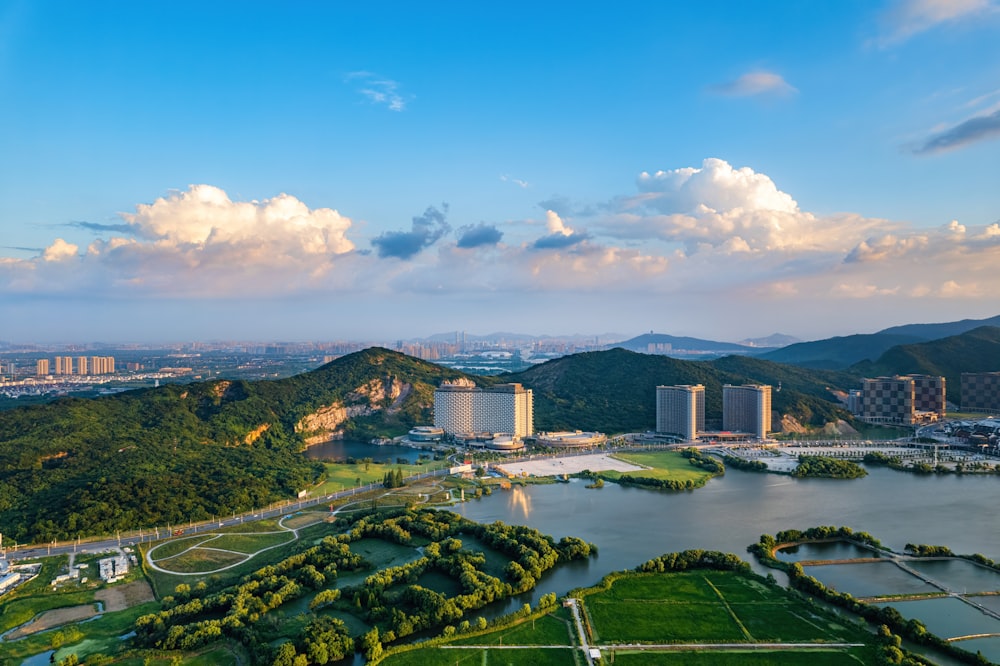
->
<box><xmin>581</xmin><ymin>570</ymin><xmax>873</xmax><ymax>646</ymax></box>
<box><xmin>204</xmin><ymin>531</ymin><xmax>296</xmax><ymax>554</ymax></box>
<box><xmin>603</xmin><ymin>451</ymin><xmax>717</xmax><ymax>484</ymax></box>
<box><xmin>158</xmin><ymin>548</ymin><xmax>247</xmax><ymax>573</ymax></box>
<box><xmin>147</xmin><ymin>535</ymin><xmax>218</xmax><ymax>560</ymax></box>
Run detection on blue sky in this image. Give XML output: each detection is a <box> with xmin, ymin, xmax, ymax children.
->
<box><xmin>2</xmin><ymin>1</ymin><xmax>1000</xmax><ymax>343</ymax></box>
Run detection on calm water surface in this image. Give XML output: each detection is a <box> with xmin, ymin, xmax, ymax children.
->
<box><xmin>451</xmin><ymin>464</ymin><xmax>1000</xmax><ymax>621</ymax></box>
<box><xmin>775</xmin><ymin>540</ymin><xmax>881</xmax><ymax>562</ymax></box>
<box><xmin>304</xmin><ymin>439</ymin><xmax>427</xmax><ymax>463</ymax></box>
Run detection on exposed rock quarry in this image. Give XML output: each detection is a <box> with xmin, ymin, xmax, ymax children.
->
<box><xmin>296</xmin><ymin>376</ymin><xmax>413</xmax><ymax>445</ymax></box>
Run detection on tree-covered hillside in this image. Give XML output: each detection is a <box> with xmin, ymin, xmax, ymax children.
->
<box><xmin>505</xmin><ymin>348</ymin><xmax>856</xmax><ymax>433</ymax></box>
<box><xmin>852</xmin><ymin>326</ymin><xmax>1000</xmax><ymax>405</ymax></box>
<box><xmin>0</xmin><ymin>348</ymin><xmax>469</xmax><ymax>543</ymax></box>
<box><xmin>760</xmin><ymin>332</ymin><xmax>922</xmax><ymax>369</ymax></box>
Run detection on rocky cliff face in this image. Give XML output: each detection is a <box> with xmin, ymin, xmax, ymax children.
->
<box><xmin>295</xmin><ymin>376</ymin><xmax>413</xmax><ymax>444</ymax></box>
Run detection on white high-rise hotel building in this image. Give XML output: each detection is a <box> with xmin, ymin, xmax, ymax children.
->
<box><xmin>434</xmin><ymin>379</ymin><xmax>534</xmax><ymax>438</ymax></box>
<box><xmin>723</xmin><ymin>384</ymin><xmax>772</xmax><ymax>440</ymax></box>
<box><xmin>656</xmin><ymin>384</ymin><xmax>705</xmax><ymax>441</ymax></box>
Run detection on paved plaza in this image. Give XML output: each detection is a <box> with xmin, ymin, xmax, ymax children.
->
<box><xmin>494</xmin><ymin>453</ymin><xmax>644</xmax><ymax>477</ymax></box>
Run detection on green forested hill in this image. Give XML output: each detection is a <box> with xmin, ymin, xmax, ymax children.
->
<box><xmin>0</xmin><ymin>348</ymin><xmax>468</xmax><ymax>542</ymax></box>
<box><xmin>505</xmin><ymin>348</ymin><xmax>856</xmax><ymax>433</ymax></box>
<box><xmin>851</xmin><ymin>326</ymin><xmax>1000</xmax><ymax>404</ymax></box>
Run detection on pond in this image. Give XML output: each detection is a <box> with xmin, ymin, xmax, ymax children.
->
<box><xmin>774</xmin><ymin>540</ymin><xmax>880</xmax><ymax>563</ymax></box>
<box><xmin>906</xmin><ymin>558</ymin><xmax>1000</xmax><ymax>594</ymax></box>
<box><xmin>802</xmin><ymin>562</ymin><xmax>937</xmax><ymax>598</ymax></box>
<box><xmin>304</xmin><ymin>439</ymin><xmax>430</xmax><ymax>464</ymax></box>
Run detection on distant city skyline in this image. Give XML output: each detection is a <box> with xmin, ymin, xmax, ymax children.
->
<box><xmin>2</xmin><ymin>2</ymin><xmax>1000</xmax><ymax>343</ymax></box>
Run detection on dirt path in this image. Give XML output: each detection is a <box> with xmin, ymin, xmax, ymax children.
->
<box><xmin>6</xmin><ymin>604</ymin><xmax>99</xmax><ymax>639</ymax></box>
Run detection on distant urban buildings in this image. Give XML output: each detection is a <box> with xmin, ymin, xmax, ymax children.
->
<box><xmin>858</xmin><ymin>375</ymin><xmax>946</xmax><ymax>425</ymax></box>
<box><xmin>723</xmin><ymin>384</ymin><xmax>772</xmax><ymax>440</ymax></box>
<box><xmin>433</xmin><ymin>379</ymin><xmax>534</xmax><ymax>438</ymax></box>
<box><xmin>34</xmin><ymin>355</ymin><xmax>115</xmax><ymax>377</ymax></box>
<box><xmin>961</xmin><ymin>372</ymin><xmax>1000</xmax><ymax>413</ymax></box>
<box><xmin>656</xmin><ymin>384</ymin><xmax>705</xmax><ymax>440</ymax></box>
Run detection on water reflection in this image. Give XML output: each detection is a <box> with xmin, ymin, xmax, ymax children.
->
<box><xmin>506</xmin><ymin>485</ymin><xmax>533</xmax><ymax>520</ymax></box>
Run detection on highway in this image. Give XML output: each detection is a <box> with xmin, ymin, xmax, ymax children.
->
<box><xmin>3</xmin><ymin>467</ymin><xmax>450</xmax><ymax>562</ymax></box>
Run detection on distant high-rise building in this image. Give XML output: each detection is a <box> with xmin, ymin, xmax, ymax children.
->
<box><xmin>656</xmin><ymin>384</ymin><xmax>705</xmax><ymax>440</ymax></box>
<box><xmin>961</xmin><ymin>372</ymin><xmax>1000</xmax><ymax>413</ymax></box>
<box><xmin>723</xmin><ymin>384</ymin><xmax>772</xmax><ymax>439</ymax></box>
<box><xmin>77</xmin><ymin>356</ymin><xmax>88</xmax><ymax>376</ymax></box>
<box><xmin>861</xmin><ymin>375</ymin><xmax>945</xmax><ymax>425</ymax></box>
<box><xmin>88</xmin><ymin>356</ymin><xmax>115</xmax><ymax>375</ymax></box>
<box><xmin>36</xmin><ymin>359</ymin><xmax>50</xmax><ymax>376</ymax></box>
<box><xmin>434</xmin><ymin>380</ymin><xmax>533</xmax><ymax>438</ymax></box>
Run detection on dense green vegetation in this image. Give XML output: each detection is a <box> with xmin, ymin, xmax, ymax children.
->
<box><xmin>722</xmin><ymin>454</ymin><xmax>768</xmax><ymax>472</ymax></box>
<box><xmin>133</xmin><ymin>508</ymin><xmax>595</xmax><ymax>664</ymax></box>
<box><xmin>0</xmin><ymin>348</ymin><xmax>470</xmax><ymax>542</ymax></box>
<box><xmin>792</xmin><ymin>455</ymin><xmax>868</xmax><ymax>479</ymax></box>
<box><xmin>904</xmin><ymin>544</ymin><xmax>955</xmax><ymax>557</ymax></box>
<box><xmin>505</xmin><ymin>348</ymin><xmax>855</xmax><ymax>432</ymax></box>
<box><xmin>852</xmin><ymin>326</ymin><xmax>1000</xmax><ymax>405</ymax></box>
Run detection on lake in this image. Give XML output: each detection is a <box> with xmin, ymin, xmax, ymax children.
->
<box><xmin>450</xmin><ymin>463</ymin><xmax>1000</xmax><ymax>663</ymax></box>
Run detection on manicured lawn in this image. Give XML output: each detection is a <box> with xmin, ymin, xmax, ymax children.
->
<box><xmin>216</xmin><ymin>517</ymin><xmax>283</xmax><ymax>533</ymax></box>
<box><xmin>205</xmin><ymin>531</ymin><xmax>295</xmax><ymax>554</ymax></box>
<box><xmin>604</xmin><ymin>451</ymin><xmax>716</xmax><ymax>484</ymax></box>
<box><xmin>313</xmin><ymin>462</ymin><xmax>396</xmax><ymax>494</ymax></box>
<box><xmin>147</xmin><ymin>535</ymin><xmax>218</xmax><ymax>560</ymax></box>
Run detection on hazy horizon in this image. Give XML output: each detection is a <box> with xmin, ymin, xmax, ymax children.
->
<box><xmin>3</xmin><ymin>2</ymin><xmax>1000</xmax><ymax>343</ymax></box>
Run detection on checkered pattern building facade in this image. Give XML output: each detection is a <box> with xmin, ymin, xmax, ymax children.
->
<box><xmin>962</xmin><ymin>372</ymin><xmax>1000</xmax><ymax>413</ymax></box>
<box><xmin>861</xmin><ymin>375</ymin><xmax>945</xmax><ymax>424</ymax></box>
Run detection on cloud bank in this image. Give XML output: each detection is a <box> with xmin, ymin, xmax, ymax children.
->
<box><xmin>3</xmin><ymin>160</ymin><xmax>999</xmax><ymax>337</ymax></box>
